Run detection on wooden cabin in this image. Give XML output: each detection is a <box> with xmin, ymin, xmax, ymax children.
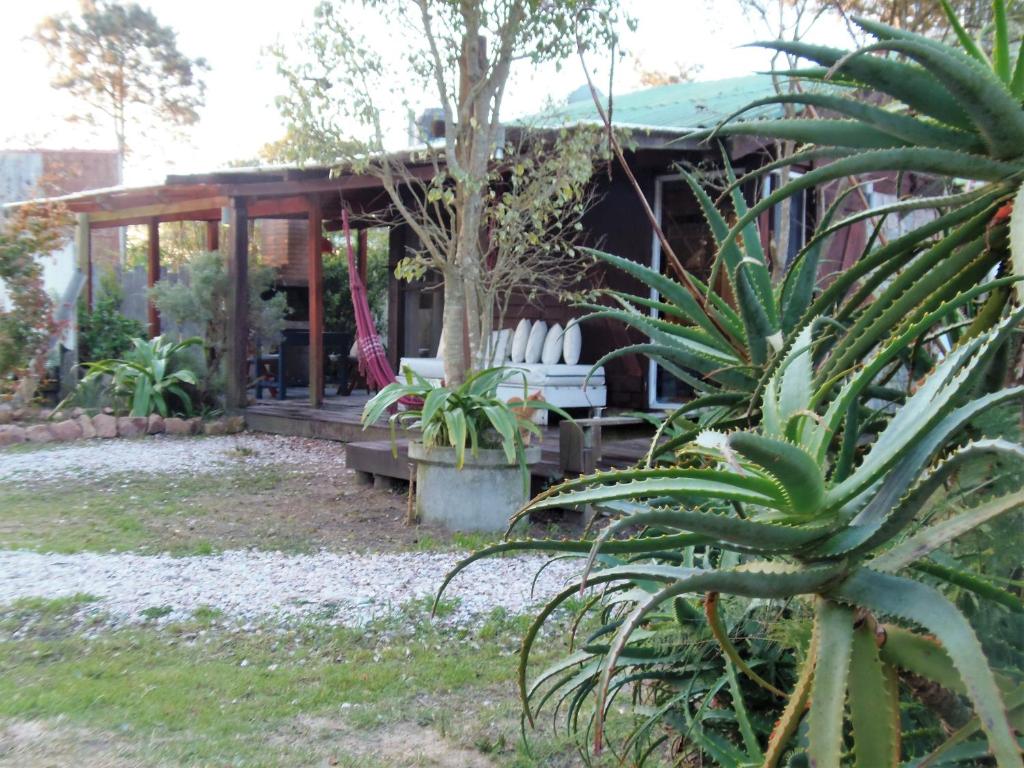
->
<box><xmin>41</xmin><ymin>75</ymin><xmax>891</xmax><ymax>424</ymax></box>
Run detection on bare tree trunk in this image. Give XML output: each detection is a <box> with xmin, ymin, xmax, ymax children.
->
<box><xmin>442</xmin><ymin>268</ymin><xmax>467</xmax><ymax>386</ymax></box>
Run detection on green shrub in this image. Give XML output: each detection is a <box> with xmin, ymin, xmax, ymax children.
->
<box><xmin>78</xmin><ymin>278</ymin><xmax>145</xmax><ymax>363</ymax></box>
<box><xmin>150</xmin><ymin>250</ymin><xmax>288</xmax><ymax>400</ymax></box>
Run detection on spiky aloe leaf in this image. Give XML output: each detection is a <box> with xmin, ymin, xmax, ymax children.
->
<box><xmin>830</xmin><ymin>570</ymin><xmax>1022</xmax><ymax>768</ymax></box>
<box><xmin>527</xmin><ymin>467</ymin><xmax>787</xmax><ymax>512</ymax></box>
<box><xmin>709</xmin><ymin>91</ymin><xmax>986</xmax><ymax>152</ymax></box>
<box><xmin>846</xmin><ymin>26</ymin><xmax>1024</xmax><ymax>157</ymax></box>
<box><xmin>807</xmin><ymin>599</ymin><xmax>855</xmax><ymax>768</ymax></box>
<box><xmin>728</xmin><ymin>432</ymin><xmax>825</xmax><ymax>516</ymax></box>
<box><xmin>848</xmin><ymin>622</ymin><xmax>900</xmax><ymax>768</ymax></box>
<box><xmin>871</xmin><ymin>489</ymin><xmax>1024</xmax><ymax>573</ymax></box>
<box><xmin>761</xmin><ymin>324</ymin><xmax>814</xmax><ymax>441</ymax></box>
<box><xmin>755</xmin><ymin>40</ymin><xmax>972</xmax><ymax>129</ymax></box>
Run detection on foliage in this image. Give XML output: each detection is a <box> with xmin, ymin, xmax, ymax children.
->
<box><xmin>35</xmin><ymin>0</ymin><xmax>208</xmax><ymax>157</ymax></box>
<box><xmin>362</xmin><ymin>366</ymin><xmax>562</xmax><ymax>487</ymax></box>
<box><xmin>585</xmin><ymin>5</ymin><xmax>1024</xmax><ymax>455</ymax></box>
<box><xmin>79</xmin><ymin>335</ymin><xmax>201</xmax><ymax>417</ymax></box>
<box><xmin>150</xmin><ymin>250</ymin><xmax>288</xmax><ymax>399</ymax></box>
<box><xmin>273</xmin><ymin>0</ymin><xmax>623</xmax><ymax>385</ymax></box>
<box><xmin>442</xmin><ymin>3</ymin><xmax>1024</xmax><ymax>765</ymax></box>
<box><xmin>77</xmin><ymin>272</ymin><xmax>144</xmax><ymax>363</ymax></box>
<box><xmin>442</xmin><ymin>320</ymin><xmax>1024</xmax><ymax>766</ymax></box>
<box><xmin>0</xmin><ymin>202</ymin><xmax>66</xmax><ymax>383</ymax></box>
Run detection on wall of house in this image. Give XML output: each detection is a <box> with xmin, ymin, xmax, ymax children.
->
<box><xmin>0</xmin><ymin>149</ymin><xmax>120</xmax><ymax>318</ymax></box>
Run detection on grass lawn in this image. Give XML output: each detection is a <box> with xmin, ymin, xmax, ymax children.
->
<box><xmin>0</xmin><ymin>594</ymin><xmax>649</xmax><ymax>767</ymax></box>
<box><xmin>0</xmin><ymin>436</ymin><xmax>620</xmax><ymax>766</ymax></box>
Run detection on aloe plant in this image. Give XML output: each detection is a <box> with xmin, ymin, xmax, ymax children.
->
<box><xmin>440</xmin><ymin>314</ymin><xmax>1024</xmax><ymax>766</ymax></box>
<box><xmin>584</xmin><ymin>3</ymin><xmax>1024</xmax><ymax>461</ymax></box>
<box><xmin>78</xmin><ymin>335</ymin><xmax>201</xmax><ymax>417</ymax></box>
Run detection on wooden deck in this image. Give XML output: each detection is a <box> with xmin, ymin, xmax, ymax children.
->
<box><xmin>245</xmin><ymin>393</ymin><xmax>655</xmax><ymax>485</ymax></box>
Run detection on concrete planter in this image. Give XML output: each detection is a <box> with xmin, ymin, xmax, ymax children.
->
<box><xmin>407</xmin><ymin>442</ymin><xmax>541</xmax><ymax>532</ymax></box>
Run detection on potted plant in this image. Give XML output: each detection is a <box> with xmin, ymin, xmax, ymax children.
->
<box><xmin>361</xmin><ymin>367</ymin><xmax>562</xmax><ymax>532</ymax></box>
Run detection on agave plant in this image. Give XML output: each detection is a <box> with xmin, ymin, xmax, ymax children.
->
<box><xmin>440</xmin><ymin>312</ymin><xmax>1024</xmax><ymax>766</ymax></box>
<box><xmin>77</xmin><ymin>335</ymin><xmax>202</xmax><ymax>417</ymax></box>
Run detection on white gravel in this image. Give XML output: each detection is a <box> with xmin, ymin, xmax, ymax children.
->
<box><xmin>0</xmin><ymin>549</ymin><xmax>580</xmax><ymax>627</ymax></box>
<box><xmin>0</xmin><ymin>433</ymin><xmax>347</xmax><ymax>485</ymax></box>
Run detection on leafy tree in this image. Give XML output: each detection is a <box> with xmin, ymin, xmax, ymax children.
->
<box><xmin>273</xmin><ymin>0</ymin><xmax>621</xmax><ymax>385</ymax></box>
<box><xmin>35</xmin><ymin>0</ymin><xmax>208</xmax><ymax>158</ymax></box>
<box><xmin>150</xmin><ymin>251</ymin><xmax>288</xmax><ymax>400</ymax></box>
<box><xmin>0</xmin><ymin>201</ymin><xmax>67</xmax><ymax>393</ymax></box>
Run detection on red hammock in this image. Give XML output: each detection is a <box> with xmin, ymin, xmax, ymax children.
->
<box><xmin>342</xmin><ymin>209</ymin><xmax>397</xmax><ymax>392</ymax></box>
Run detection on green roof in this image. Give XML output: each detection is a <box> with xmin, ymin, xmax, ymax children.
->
<box><xmin>526</xmin><ymin>74</ymin><xmax>783</xmax><ymax>134</ymax></box>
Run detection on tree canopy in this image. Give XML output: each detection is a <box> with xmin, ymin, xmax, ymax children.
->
<box><xmin>35</xmin><ymin>0</ymin><xmax>209</xmax><ymax>158</ymax></box>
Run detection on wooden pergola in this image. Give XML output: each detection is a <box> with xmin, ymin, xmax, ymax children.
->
<box><xmin>61</xmin><ymin>165</ymin><xmax>429</xmax><ymax>410</ymax></box>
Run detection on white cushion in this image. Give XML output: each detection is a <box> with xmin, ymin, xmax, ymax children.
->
<box><xmin>510</xmin><ymin>319</ymin><xmax>531</xmax><ymax>363</ymax></box>
<box><xmin>562</xmin><ymin>320</ymin><xmax>582</xmax><ymax>366</ymax></box>
<box><xmin>541</xmin><ymin>323</ymin><xmax>563</xmax><ymax>365</ymax></box>
<box><xmin>503</xmin><ymin>363</ymin><xmax>605</xmax><ymax>387</ymax></box>
<box><xmin>524</xmin><ymin>320</ymin><xmax>547</xmax><ymax>364</ymax></box>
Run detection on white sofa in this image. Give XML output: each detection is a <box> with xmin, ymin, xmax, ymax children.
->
<box><xmin>398</xmin><ymin>326</ymin><xmax>606</xmax><ymax>425</ymax></box>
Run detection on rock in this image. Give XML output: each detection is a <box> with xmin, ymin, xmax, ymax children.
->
<box><xmin>0</xmin><ymin>405</ymin><xmax>12</xmax><ymax>425</ymax></box>
<box><xmin>25</xmin><ymin>424</ymin><xmax>54</xmax><ymax>443</ymax></box>
<box><xmin>117</xmin><ymin>417</ymin><xmax>148</xmax><ymax>438</ymax></box>
<box><xmin>147</xmin><ymin>414</ymin><xmax>165</xmax><ymax>435</ymax></box>
<box><xmin>0</xmin><ymin>425</ymin><xmax>27</xmax><ymax>446</ymax></box>
<box><xmin>92</xmin><ymin>413</ymin><xmax>118</xmax><ymax>439</ymax></box>
<box><xmin>50</xmin><ymin>419</ymin><xmax>83</xmax><ymax>441</ymax></box>
<box><xmin>164</xmin><ymin>417</ymin><xmax>195</xmax><ymax>436</ymax></box>
<box><xmin>70</xmin><ymin>407</ymin><xmax>86</xmax><ymax>419</ymax></box>
<box><xmin>203</xmin><ymin>419</ymin><xmax>228</xmax><ymax>436</ymax></box>
<box><xmin>77</xmin><ymin>415</ymin><xmax>97</xmax><ymax>439</ymax></box>
<box><xmin>224</xmin><ymin>415</ymin><xmax>246</xmax><ymax>434</ymax></box>
<box><xmin>102</xmin><ymin>407</ymin><xmax>114</xmax><ymax>415</ymax></box>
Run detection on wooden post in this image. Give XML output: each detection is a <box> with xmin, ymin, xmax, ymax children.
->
<box><xmin>205</xmin><ymin>220</ymin><xmax>219</xmax><ymax>252</ymax></box>
<box><xmin>147</xmin><ymin>218</ymin><xmax>160</xmax><ymax>337</ymax></box>
<box><xmin>225</xmin><ymin>199</ymin><xmax>249</xmax><ymax>410</ymax></box>
<box><xmin>75</xmin><ymin>213</ymin><xmax>92</xmax><ymax>310</ymax></box>
<box><xmin>308</xmin><ymin>195</ymin><xmax>324</xmax><ymax>408</ymax></box>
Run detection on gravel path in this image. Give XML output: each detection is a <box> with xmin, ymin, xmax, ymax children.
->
<box><xmin>0</xmin><ymin>434</ymin><xmax>347</xmax><ymax>485</ymax></box>
<box><xmin>0</xmin><ymin>549</ymin><xmax>580</xmax><ymax>627</ymax></box>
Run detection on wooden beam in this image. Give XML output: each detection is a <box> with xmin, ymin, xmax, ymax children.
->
<box><xmin>225</xmin><ymin>199</ymin><xmax>250</xmax><ymax>410</ymax></box>
<box><xmin>307</xmin><ymin>195</ymin><xmax>324</xmax><ymax>409</ymax></box>
<box><xmin>247</xmin><ymin>195</ymin><xmax>313</xmax><ymax>219</ymax></box>
<box><xmin>75</xmin><ymin>213</ymin><xmax>92</xmax><ymax>310</ymax></box>
<box><xmin>88</xmin><ymin>209</ymin><xmax>222</xmax><ymax>230</ymax></box>
<box><xmin>205</xmin><ymin>220</ymin><xmax>219</xmax><ymax>252</ymax></box>
<box><xmin>87</xmin><ymin>195</ymin><xmax>229</xmax><ymax>224</ymax></box>
<box><xmin>147</xmin><ymin>218</ymin><xmax>160</xmax><ymax>337</ymax></box>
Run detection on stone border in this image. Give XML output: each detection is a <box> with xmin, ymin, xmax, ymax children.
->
<box><xmin>0</xmin><ymin>413</ymin><xmax>245</xmax><ymax>447</ymax></box>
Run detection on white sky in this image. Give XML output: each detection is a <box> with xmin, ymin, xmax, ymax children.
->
<box><xmin>0</xmin><ymin>1</ymin><xmax>851</xmax><ymax>186</ymax></box>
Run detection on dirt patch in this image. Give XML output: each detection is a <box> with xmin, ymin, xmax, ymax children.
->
<box><xmin>281</xmin><ymin>716</ymin><xmax>496</xmax><ymax>768</ymax></box>
<box><xmin>135</xmin><ymin>466</ymin><xmax>582</xmax><ymax>554</ymax></box>
<box><xmin>0</xmin><ymin>719</ymin><xmax>137</xmax><ymax>768</ymax></box>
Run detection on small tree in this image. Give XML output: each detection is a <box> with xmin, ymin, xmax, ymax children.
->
<box><xmin>0</xmin><ymin>201</ymin><xmax>68</xmax><ymax>397</ymax></box>
<box><xmin>274</xmin><ymin>0</ymin><xmax>620</xmax><ymax>385</ymax></box>
<box><xmin>150</xmin><ymin>251</ymin><xmax>288</xmax><ymax>400</ymax></box>
<box><xmin>35</xmin><ymin>0</ymin><xmax>208</xmax><ymax>159</ymax></box>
